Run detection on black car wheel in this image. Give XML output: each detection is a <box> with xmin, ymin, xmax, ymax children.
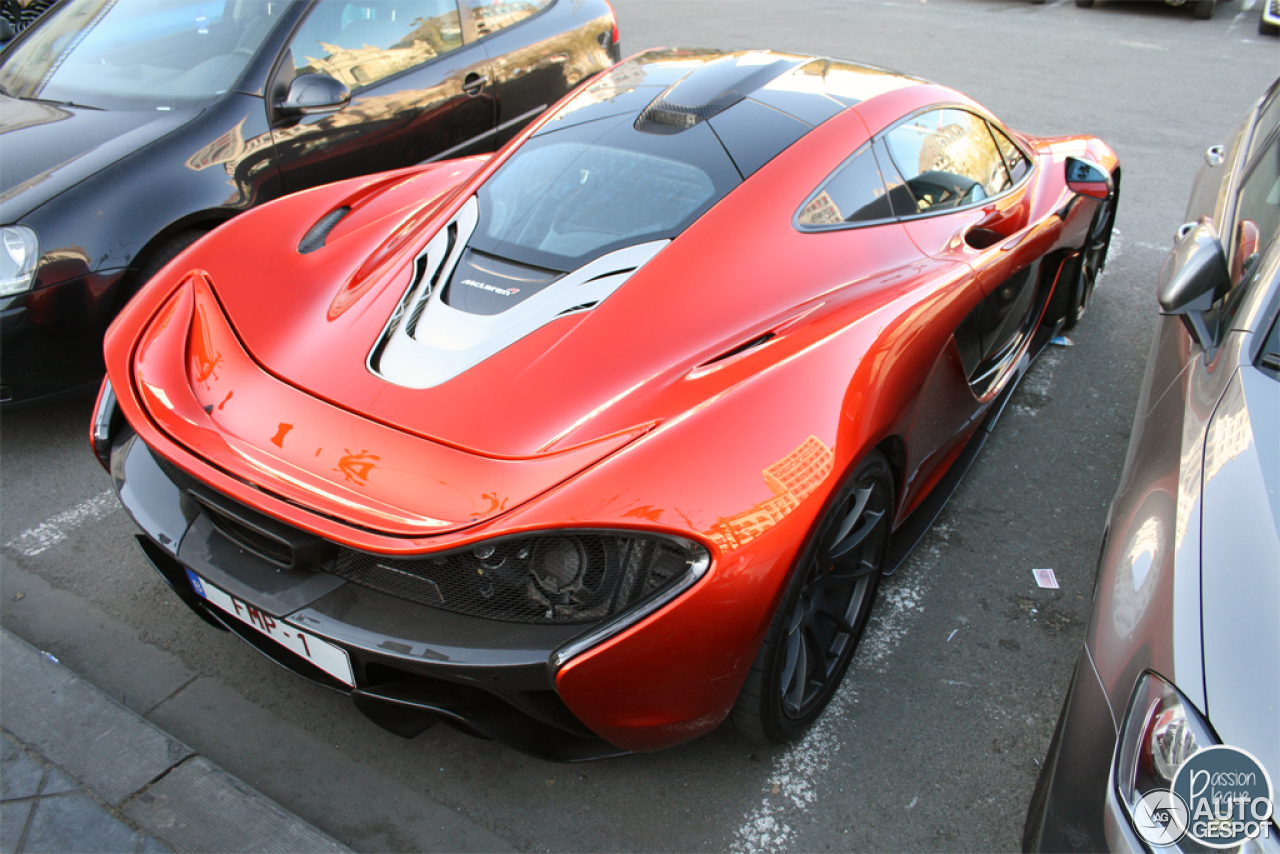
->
<box><xmin>1057</xmin><ymin>174</ymin><xmax>1119</xmax><ymax>331</ymax></box>
<box><xmin>1194</xmin><ymin>0</ymin><xmax>1216</xmax><ymax>19</ymax></box>
<box><xmin>126</xmin><ymin>230</ymin><xmax>207</xmax><ymax>307</ymax></box>
<box><xmin>1075</xmin><ymin>0</ymin><xmax>1095</xmax><ymax>7</ymax></box>
<box><xmin>1261</xmin><ymin>13</ymin><xmax>1279</xmax><ymax>34</ymax></box>
<box><xmin>730</xmin><ymin>450</ymin><xmax>892</xmax><ymax>743</ymax></box>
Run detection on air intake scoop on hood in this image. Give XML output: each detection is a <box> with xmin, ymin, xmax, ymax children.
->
<box><xmin>635</xmin><ymin>52</ymin><xmax>804</xmax><ymax>135</ymax></box>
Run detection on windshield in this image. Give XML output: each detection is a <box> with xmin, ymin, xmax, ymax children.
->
<box><xmin>0</xmin><ymin>0</ymin><xmax>284</xmax><ymax>111</ymax></box>
<box><xmin>472</xmin><ymin>113</ymin><xmax>742</xmax><ymax>272</ymax></box>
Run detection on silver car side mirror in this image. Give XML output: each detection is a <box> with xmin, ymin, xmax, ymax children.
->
<box><xmin>1157</xmin><ymin>218</ymin><xmax>1230</xmax><ymax>350</ymax></box>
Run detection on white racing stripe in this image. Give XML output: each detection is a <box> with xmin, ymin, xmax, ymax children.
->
<box><xmin>5</xmin><ymin>490</ymin><xmax>119</xmax><ymax>557</ymax></box>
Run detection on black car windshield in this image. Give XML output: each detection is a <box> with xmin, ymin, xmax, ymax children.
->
<box><xmin>472</xmin><ymin>113</ymin><xmax>742</xmax><ymax>272</ymax></box>
<box><xmin>0</xmin><ymin>0</ymin><xmax>283</xmax><ymax>111</ymax></box>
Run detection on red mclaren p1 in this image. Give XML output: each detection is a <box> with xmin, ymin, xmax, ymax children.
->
<box><xmin>94</xmin><ymin>48</ymin><xmax>1119</xmax><ymax>760</ymax></box>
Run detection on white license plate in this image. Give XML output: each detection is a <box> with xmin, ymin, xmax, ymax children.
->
<box><xmin>185</xmin><ymin>570</ymin><xmax>354</xmax><ymax>687</ymax></box>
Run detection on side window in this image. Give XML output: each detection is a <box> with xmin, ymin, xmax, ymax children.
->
<box><xmin>990</xmin><ymin>124</ymin><xmax>1031</xmax><ymax>186</ymax></box>
<box><xmin>797</xmin><ymin>143</ymin><xmax>893</xmax><ymax>227</ymax></box>
<box><xmin>1235</xmin><ymin>129</ymin><xmax>1280</xmax><ymax>251</ymax></box>
<box><xmin>1250</xmin><ymin>85</ymin><xmax>1280</xmax><ymax>161</ymax></box>
<box><xmin>462</xmin><ymin>0</ymin><xmax>550</xmax><ymax>38</ymax></box>
<box><xmin>289</xmin><ymin>0</ymin><xmax>463</xmax><ymax>92</ymax></box>
<box><xmin>884</xmin><ymin>108</ymin><xmax>1013</xmax><ymax>214</ymax></box>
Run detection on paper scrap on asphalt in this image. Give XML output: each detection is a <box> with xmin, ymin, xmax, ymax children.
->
<box><xmin>1033</xmin><ymin>568</ymin><xmax>1060</xmax><ymax>589</ymax></box>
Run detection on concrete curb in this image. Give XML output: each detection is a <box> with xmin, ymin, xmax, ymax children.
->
<box><xmin>1</xmin><ymin>628</ymin><xmax>351</xmax><ymax>853</ymax></box>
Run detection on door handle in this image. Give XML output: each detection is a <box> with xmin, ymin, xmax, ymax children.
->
<box><xmin>462</xmin><ymin>74</ymin><xmax>489</xmax><ymax>96</ymax></box>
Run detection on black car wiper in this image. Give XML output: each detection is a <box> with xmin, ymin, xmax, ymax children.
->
<box><xmin>9</xmin><ymin>92</ymin><xmax>103</xmax><ymax>110</ymax></box>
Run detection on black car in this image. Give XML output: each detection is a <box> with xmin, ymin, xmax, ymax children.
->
<box><xmin>0</xmin><ymin>0</ymin><xmax>619</xmax><ymax>407</ymax></box>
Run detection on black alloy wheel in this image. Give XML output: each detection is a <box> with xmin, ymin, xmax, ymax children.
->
<box><xmin>730</xmin><ymin>451</ymin><xmax>893</xmax><ymax>743</ymax></box>
<box><xmin>1060</xmin><ymin>174</ymin><xmax>1119</xmax><ymax>331</ymax></box>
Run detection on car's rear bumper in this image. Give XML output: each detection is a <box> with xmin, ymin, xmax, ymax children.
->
<box><xmin>110</xmin><ymin>426</ymin><xmax>632</xmax><ymax>761</ymax></box>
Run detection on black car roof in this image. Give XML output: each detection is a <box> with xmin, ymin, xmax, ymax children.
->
<box><xmin>465</xmin><ymin>50</ymin><xmax>925</xmax><ymax>275</ymax></box>
<box><xmin>536</xmin><ymin>48</ymin><xmax>925</xmax><ymax>179</ymax></box>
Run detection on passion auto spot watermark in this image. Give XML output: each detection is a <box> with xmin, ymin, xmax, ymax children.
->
<box><xmin>1169</xmin><ymin>745</ymin><xmax>1274</xmax><ymax>848</ymax></box>
<box><xmin>1132</xmin><ymin>745</ymin><xmax>1275</xmax><ymax>848</ymax></box>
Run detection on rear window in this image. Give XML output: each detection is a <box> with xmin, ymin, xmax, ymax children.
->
<box><xmin>472</xmin><ymin>113</ymin><xmax>741</xmax><ymax>271</ymax></box>
<box><xmin>796</xmin><ymin>143</ymin><xmax>893</xmax><ymax>227</ymax></box>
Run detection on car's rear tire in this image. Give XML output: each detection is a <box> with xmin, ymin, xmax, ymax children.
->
<box><xmin>1075</xmin><ymin>0</ymin><xmax>1095</xmax><ymax>7</ymax></box>
<box><xmin>126</xmin><ymin>230</ymin><xmax>207</xmax><ymax>307</ymax></box>
<box><xmin>729</xmin><ymin>450</ymin><xmax>892</xmax><ymax>744</ymax></box>
<box><xmin>1193</xmin><ymin>0</ymin><xmax>1215</xmax><ymax>18</ymax></box>
<box><xmin>1261</xmin><ymin>13</ymin><xmax>1279</xmax><ymax>34</ymax></box>
<box><xmin>1055</xmin><ymin>171</ymin><xmax>1119</xmax><ymax>331</ymax></box>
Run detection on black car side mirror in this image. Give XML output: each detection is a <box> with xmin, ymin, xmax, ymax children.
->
<box><xmin>1064</xmin><ymin>156</ymin><xmax>1114</xmax><ymax>200</ymax></box>
<box><xmin>1157</xmin><ymin>218</ymin><xmax>1230</xmax><ymax>349</ymax></box>
<box><xmin>275</xmin><ymin>73</ymin><xmax>350</xmax><ymax>117</ymax></box>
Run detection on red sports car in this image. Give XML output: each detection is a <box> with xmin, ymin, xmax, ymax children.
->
<box><xmin>93</xmin><ymin>48</ymin><xmax>1118</xmax><ymax>760</ymax></box>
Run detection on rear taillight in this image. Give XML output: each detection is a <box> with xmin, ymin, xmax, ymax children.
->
<box><xmin>90</xmin><ymin>377</ymin><xmax>119</xmax><ymax>471</ymax></box>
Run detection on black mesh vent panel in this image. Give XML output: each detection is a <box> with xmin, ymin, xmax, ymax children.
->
<box><xmin>635</xmin><ymin>96</ymin><xmax>737</xmax><ymax>135</ymax></box>
<box><xmin>332</xmin><ymin>534</ymin><xmax>694</xmax><ymax>624</ymax></box>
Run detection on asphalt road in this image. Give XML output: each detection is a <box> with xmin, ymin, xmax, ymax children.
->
<box><xmin>2</xmin><ymin>1</ymin><xmax>1276</xmax><ymax>851</ymax></box>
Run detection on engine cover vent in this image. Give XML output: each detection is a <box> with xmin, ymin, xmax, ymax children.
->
<box><xmin>368</xmin><ymin>197</ymin><xmax>668</xmax><ymax>389</ymax></box>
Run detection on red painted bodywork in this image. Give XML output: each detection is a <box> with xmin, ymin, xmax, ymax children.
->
<box><xmin>102</xmin><ymin>56</ymin><xmax>1118</xmax><ymax>752</ymax></box>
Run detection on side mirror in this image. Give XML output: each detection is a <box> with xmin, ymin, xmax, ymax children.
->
<box><xmin>1065</xmin><ymin>156</ymin><xmax>1114</xmax><ymax>200</ymax></box>
<box><xmin>275</xmin><ymin>73</ymin><xmax>350</xmax><ymax>117</ymax></box>
<box><xmin>1158</xmin><ymin>218</ymin><xmax>1230</xmax><ymax>349</ymax></box>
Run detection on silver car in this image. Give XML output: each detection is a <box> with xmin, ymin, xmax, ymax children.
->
<box><xmin>1022</xmin><ymin>77</ymin><xmax>1280</xmax><ymax>852</ymax></box>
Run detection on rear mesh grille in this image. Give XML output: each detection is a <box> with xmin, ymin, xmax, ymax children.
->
<box><xmin>331</xmin><ymin>534</ymin><xmax>693</xmax><ymax>624</ymax></box>
<box><xmin>147</xmin><ymin>448</ymin><xmax>697</xmax><ymax>626</ymax></box>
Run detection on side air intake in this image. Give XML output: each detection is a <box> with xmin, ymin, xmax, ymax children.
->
<box><xmin>298</xmin><ymin>206</ymin><xmax>351</xmax><ymax>254</ymax></box>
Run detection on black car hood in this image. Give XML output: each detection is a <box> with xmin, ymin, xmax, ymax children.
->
<box><xmin>0</xmin><ymin>96</ymin><xmax>195</xmax><ymax>220</ymax></box>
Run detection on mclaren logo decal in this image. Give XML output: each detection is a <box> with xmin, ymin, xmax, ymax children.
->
<box><xmin>461</xmin><ymin>279</ymin><xmax>520</xmax><ymax>297</ymax></box>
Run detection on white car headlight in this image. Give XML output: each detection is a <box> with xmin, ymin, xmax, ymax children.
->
<box><xmin>0</xmin><ymin>225</ymin><xmax>40</xmax><ymax>297</ymax></box>
<box><xmin>1116</xmin><ymin>672</ymin><xmax>1279</xmax><ymax>852</ymax></box>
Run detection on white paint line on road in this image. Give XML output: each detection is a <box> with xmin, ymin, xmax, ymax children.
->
<box><xmin>732</xmin><ymin>554</ymin><xmax>938</xmax><ymax>853</ymax></box>
<box><xmin>6</xmin><ymin>490</ymin><xmax>120</xmax><ymax>557</ymax></box>
<box><xmin>730</xmin><ymin>219</ymin><xmax>1106</xmax><ymax>848</ymax></box>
